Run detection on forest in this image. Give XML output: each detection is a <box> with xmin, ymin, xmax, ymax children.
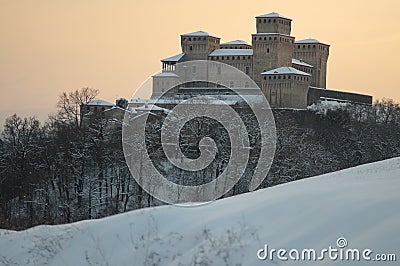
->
<box><xmin>1</xmin><ymin>88</ymin><xmax>399</xmax><ymax>230</ymax></box>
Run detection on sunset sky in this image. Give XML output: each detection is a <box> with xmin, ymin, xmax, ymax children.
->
<box><xmin>1</xmin><ymin>0</ymin><xmax>399</xmax><ymax>124</ymax></box>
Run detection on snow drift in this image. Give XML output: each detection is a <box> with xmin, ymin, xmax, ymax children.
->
<box><xmin>1</xmin><ymin>158</ymin><xmax>399</xmax><ymax>265</ymax></box>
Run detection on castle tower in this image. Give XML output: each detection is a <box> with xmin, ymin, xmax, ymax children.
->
<box><xmin>261</xmin><ymin>67</ymin><xmax>311</xmax><ymax>108</ymax></box>
<box><xmin>181</xmin><ymin>31</ymin><xmax>220</xmax><ymax>61</ymax></box>
<box><xmin>252</xmin><ymin>13</ymin><xmax>295</xmax><ymax>86</ymax></box>
<box><xmin>294</xmin><ymin>39</ymin><xmax>330</xmax><ymax>88</ymax></box>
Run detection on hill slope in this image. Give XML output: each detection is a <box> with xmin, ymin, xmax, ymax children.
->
<box><xmin>1</xmin><ymin>158</ymin><xmax>399</xmax><ymax>265</ymax></box>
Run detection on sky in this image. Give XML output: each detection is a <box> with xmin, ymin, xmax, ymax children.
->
<box><xmin>1</xmin><ymin>0</ymin><xmax>399</xmax><ymax>125</ymax></box>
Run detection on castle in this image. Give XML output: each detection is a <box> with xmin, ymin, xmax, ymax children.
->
<box><xmin>153</xmin><ymin>12</ymin><xmax>372</xmax><ymax>108</ymax></box>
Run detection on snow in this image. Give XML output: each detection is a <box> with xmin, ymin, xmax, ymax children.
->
<box><xmin>181</xmin><ymin>31</ymin><xmax>210</xmax><ymax>37</ymax></box>
<box><xmin>86</xmin><ymin>99</ymin><xmax>114</xmax><ymax>106</ymax></box>
<box><xmin>1</xmin><ymin>158</ymin><xmax>399</xmax><ymax>265</ymax></box>
<box><xmin>296</xmin><ymin>39</ymin><xmax>324</xmax><ymax>44</ymax></box>
<box><xmin>261</xmin><ymin>66</ymin><xmax>311</xmax><ymax>76</ymax></box>
<box><xmin>308</xmin><ymin>100</ymin><xmax>349</xmax><ymax>115</ymax></box>
<box><xmin>221</xmin><ymin>40</ymin><xmax>249</xmax><ymax>45</ymax></box>
<box><xmin>161</xmin><ymin>53</ymin><xmax>185</xmax><ymax>63</ymax></box>
<box><xmin>135</xmin><ymin>104</ymin><xmax>165</xmax><ymax>111</ymax></box>
<box><xmin>253</xmin><ymin>32</ymin><xmax>293</xmax><ymax>38</ymax></box>
<box><xmin>152</xmin><ymin>71</ymin><xmax>179</xmax><ymax>78</ymax></box>
<box><xmin>256</xmin><ymin>12</ymin><xmax>291</xmax><ymax>20</ymax></box>
<box><xmin>292</xmin><ymin>58</ymin><xmax>314</xmax><ymax>68</ymax></box>
<box><xmin>209</xmin><ymin>49</ymin><xmax>253</xmax><ymax>56</ymax></box>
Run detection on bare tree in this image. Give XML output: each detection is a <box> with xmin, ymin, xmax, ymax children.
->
<box><xmin>57</xmin><ymin>87</ymin><xmax>99</xmax><ymax>128</ymax></box>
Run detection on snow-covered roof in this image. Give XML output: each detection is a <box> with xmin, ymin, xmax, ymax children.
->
<box><xmin>295</xmin><ymin>39</ymin><xmax>328</xmax><ymax>45</ymax></box>
<box><xmin>161</xmin><ymin>53</ymin><xmax>185</xmax><ymax>63</ymax></box>
<box><xmin>221</xmin><ymin>40</ymin><xmax>249</xmax><ymax>45</ymax></box>
<box><xmin>292</xmin><ymin>58</ymin><xmax>314</xmax><ymax>68</ymax></box>
<box><xmin>209</xmin><ymin>49</ymin><xmax>253</xmax><ymax>56</ymax></box>
<box><xmin>181</xmin><ymin>31</ymin><xmax>210</xmax><ymax>37</ymax></box>
<box><xmin>256</xmin><ymin>12</ymin><xmax>292</xmax><ymax>20</ymax></box>
<box><xmin>86</xmin><ymin>99</ymin><xmax>114</xmax><ymax>106</ymax></box>
<box><xmin>135</xmin><ymin>104</ymin><xmax>165</xmax><ymax>112</ymax></box>
<box><xmin>253</xmin><ymin>33</ymin><xmax>293</xmax><ymax>38</ymax></box>
<box><xmin>152</xmin><ymin>71</ymin><xmax>179</xmax><ymax>78</ymax></box>
<box><xmin>261</xmin><ymin>67</ymin><xmax>311</xmax><ymax>76</ymax></box>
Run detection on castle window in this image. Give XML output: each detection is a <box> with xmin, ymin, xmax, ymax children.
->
<box><xmin>308</xmin><ymin>45</ymin><xmax>311</xmax><ymax>48</ymax></box>
<box><xmin>274</xmin><ymin>76</ymin><xmax>276</xmax><ymax>79</ymax></box>
<box><xmin>193</xmin><ymin>37</ymin><xmax>196</xmax><ymax>41</ymax></box>
<box><xmin>268</xmin><ymin>19</ymin><xmax>271</xmax><ymax>23</ymax></box>
<box><xmin>264</xmin><ymin>37</ymin><xmax>267</xmax><ymax>40</ymax></box>
<box><xmin>267</xmin><ymin>48</ymin><xmax>270</xmax><ymax>53</ymax></box>
<box><xmin>189</xmin><ymin>38</ymin><xmax>191</xmax><ymax>41</ymax></box>
<box><xmin>303</xmin><ymin>45</ymin><xmax>306</xmax><ymax>49</ymax></box>
<box><xmin>245</xmin><ymin>66</ymin><xmax>250</xmax><ymax>75</ymax></box>
<box><xmin>259</xmin><ymin>37</ymin><xmax>262</xmax><ymax>40</ymax></box>
<box><xmin>264</xmin><ymin>76</ymin><xmax>266</xmax><ymax>80</ymax></box>
<box><xmin>283</xmin><ymin>76</ymin><xmax>286</xmax><ymax>79</ymax></box>
<box><xmin>273</xmin><ymin>19</ymin><xmax>276</xmax><ymax>23</ymax></box>
<box><xmin>242</xmin><ymin>56</ymin><xmax>245</xmax><ymax>60</ymax></box>
<box><xmin>278</xmin><ymin>76</ymin><xmax>281</xmax><ymax>79</ymax></box>
<box><xmin>274</xmin><ymin>37</ymin><xmax>277</xmax><ymax>40</ymax></box>
<box><xmin>190</xmin><ymin>46</ymin><xmax>193</xmax><ymax>51</ymax></box>
<box><xmin>248</xmin><ymin>56</ymin><xmax>251</xmax><ymax>59</ymax></box>
<box><xmin>258</xmin><ymin>19</ymin><xmax>261</xmax><ymax>23</ymax></box>
<box><xmin>313</xmin><ymin>45</ymin><xmax>316</xmax><ymax>48</ymax></box>
<box><xmin>288</xmin><ymin>76</ymin><xmax>291</xmax><ymax>79</ymax></box>
<box><xmin>264</xmin><ymin>19</ymin><xmax>266</xmax><ymax>23</ymax></box>
<box><xmin>269</xmin><ymin>37</ymin><xmax>272</xmax><ymax>40</ymax></box>
<box><xmin>269</xmin><ymin>76</ymin><xmax>272</xmax><ymax>80</ymax></box>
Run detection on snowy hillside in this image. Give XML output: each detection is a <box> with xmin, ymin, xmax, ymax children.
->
<box><xmin>1</xmin><ymin>158</ymin><xmax>399</xmax><ymax>265</ymax></box>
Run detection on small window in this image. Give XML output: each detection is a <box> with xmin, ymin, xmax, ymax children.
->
<box><xmin>189</xmin><ymin>46</ymin><xmax>193</xmax><ymax>51</ymax></box>
<box><xmin>192</xmin><ymin>66</ymin><xmax>196</xmax><ymax>74</ymax></box>
<box><xmin>245</xmin><ymin>66</ymin><xmax>250</xmax><ymax>75</ymax></box>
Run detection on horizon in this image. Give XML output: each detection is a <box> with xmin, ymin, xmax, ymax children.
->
<box><xmin>1</xmin><ymin>0</ymin><xmax>399</xmax><ymax>125</ymax></box>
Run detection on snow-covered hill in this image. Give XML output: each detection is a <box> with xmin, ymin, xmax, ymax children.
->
<box><xmin>1</xmin><ymin>158</ymin><xmax>399</xmax><ymax>265</ymax></box>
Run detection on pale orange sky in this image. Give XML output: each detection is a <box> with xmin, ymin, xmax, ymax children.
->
<box><xmin>1</xmin><ymin>0</ymin><xmax>399</xmax><ymax>124</ymax></box>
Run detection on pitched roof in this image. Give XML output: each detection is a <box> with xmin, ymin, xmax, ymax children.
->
<box><xmin>181</xmin><ymin>31</ymin><xmax>210</xmax><ymax>37</ymax></box>
<box><xmin>261</xmin><ymin>67</ymin><xmax>311</xmax><ymax>76</ymax></box>
<box><xmin>152</xmin><ymin>71</ymin><xmax>179</xmax><ymax>78</ymax></box>
<box><xmin>161</xmin><ymin>53</ymin><xmax>185</xmax><ymax>63</ymax></box>
<box><xmin>295</xmin><ymin>38</ymin><xmax>328</xmax><ymax>44</ymax></box>
<box><xmin>86</xmin><ymin>99</ymin><xmax>114</xmax><ymax>106</ymax></box>
<box><xmin>256</xmin><ymin>12</ymin><xmax>291</xmax><ymax>20</ymax></box>
<box><xmin>209</xmin><ymin>49</ymin><xmax>253</xmax><ymax>56</ymax></box>
<box><xmin>221</xmin><ymin>40</ymin><xmax>249</xmax><ymax>45</ymax></box>
<box><xmin>292</xmin><ymin>58</ymin><xmax>314</xmax><ymax>68</ymax></box>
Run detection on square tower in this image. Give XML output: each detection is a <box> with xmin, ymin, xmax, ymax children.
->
<box><xmin>294</xmin><ymin>39</ymin><xmax>330</xmax><ymax>88</ymax></box>
<box><xmin>256</xmin><ymin>12</ymin><xmax>292</xmax><ymax>35</ymax></box>
<box><xmin>181</xmin><ymin>31</ymin><xmax>220</xmax><ymax>61</ymax></box>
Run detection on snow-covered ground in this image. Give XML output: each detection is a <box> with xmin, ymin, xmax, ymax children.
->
<box><xmin>1</xmin><ymin>158</ymin><xmax>399</xmax><ymax>265</ymax></box>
